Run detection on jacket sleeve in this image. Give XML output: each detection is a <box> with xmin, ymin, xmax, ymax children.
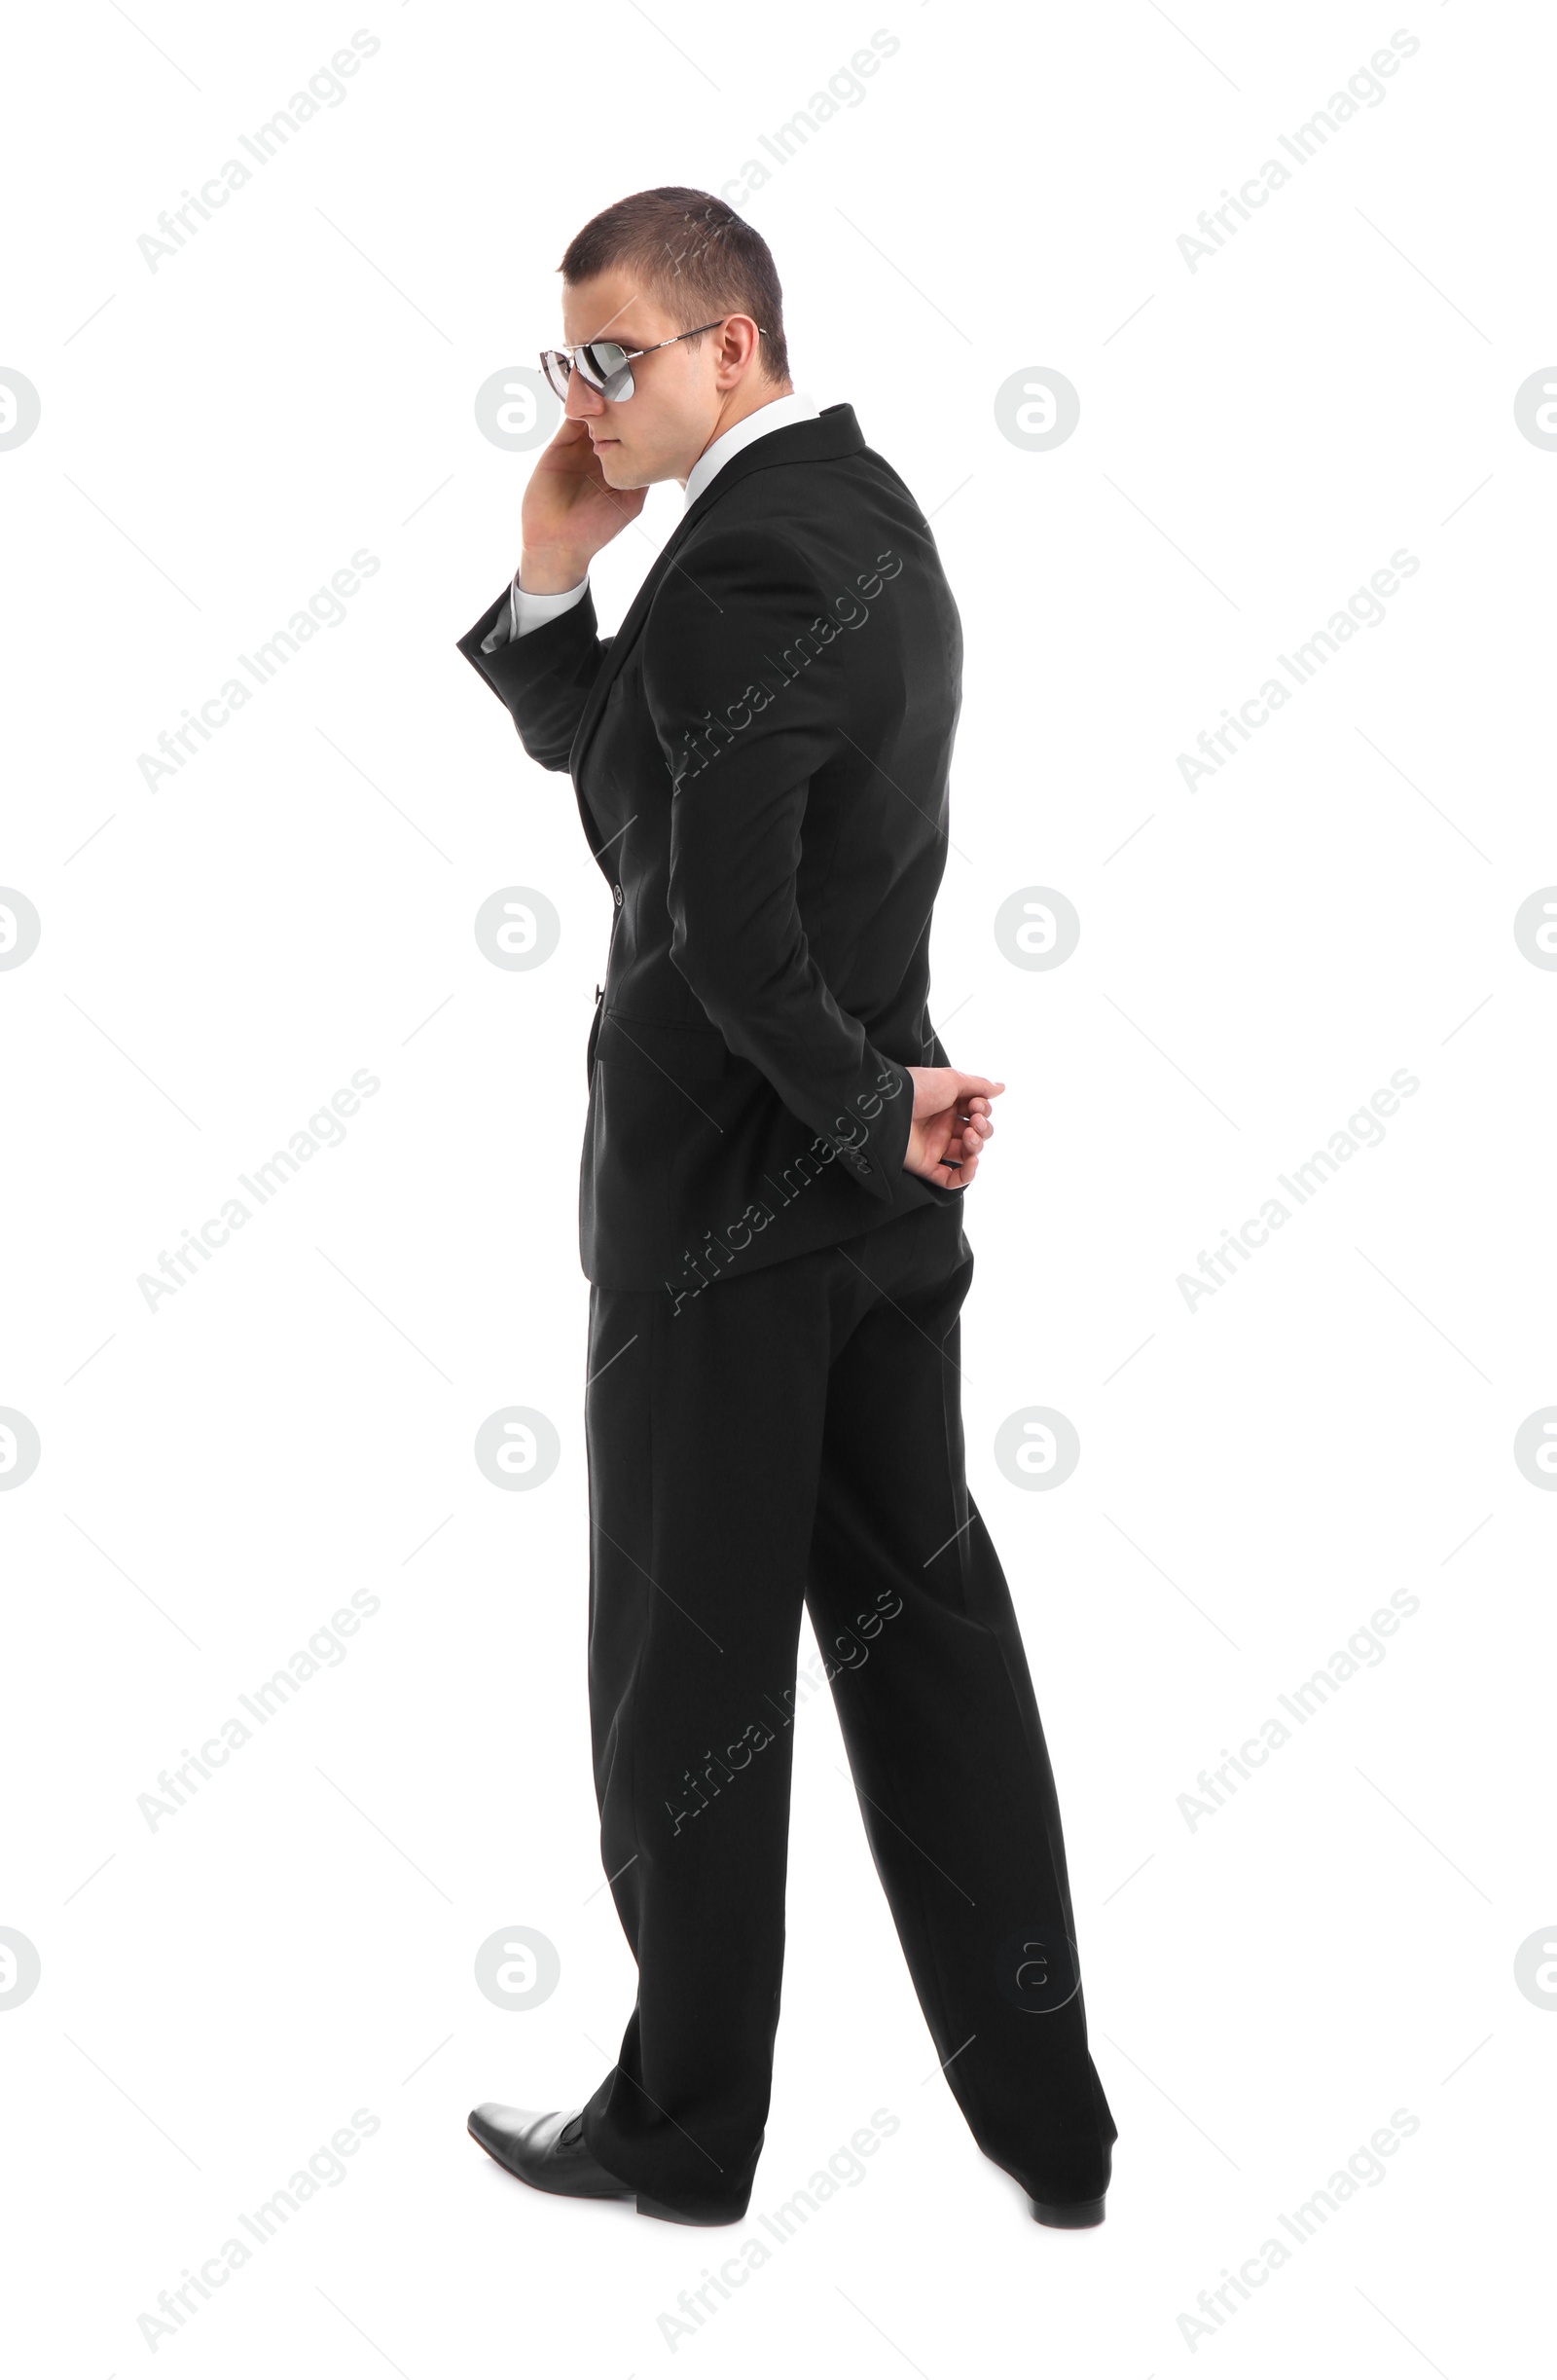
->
<box><xmin>642</xmin><ymin>525</ymin><xmax>915</xmax><ymax>1201</ymax></box>
<box><xmin>455</xmin><ymin>584</ymin><xmax>610</xmax><ymax>773</ymax></box>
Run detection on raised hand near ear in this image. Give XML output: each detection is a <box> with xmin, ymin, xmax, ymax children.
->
<box><xmin>519</xmin><ymin>416</ymin><xmax>646</xmax><ymax>593</ymax></box>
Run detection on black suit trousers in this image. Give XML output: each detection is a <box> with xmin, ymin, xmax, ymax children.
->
<box><xmin>578</xmin><ymin>1196</ymin><xmax>1117</xmax><ymax>2218</ymax></box>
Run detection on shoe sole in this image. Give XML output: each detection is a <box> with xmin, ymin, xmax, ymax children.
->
<box><xmin>635</xmin><ymin>2194</ymin><xmax>747</xmax><ymax>2226</ymax></box>
<box><xmin>1030</xmin><ymin>2195</ymin><xmax>1106</xmax><ymax>2228</ymax></box>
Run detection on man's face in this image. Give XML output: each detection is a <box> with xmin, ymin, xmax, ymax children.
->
<box><xmin>560</xmin><ymin>271</ymin><xmax>738</xmax><ymax>489</ymax></box>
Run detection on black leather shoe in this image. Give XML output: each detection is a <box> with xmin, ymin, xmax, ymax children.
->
<box><xmin>468</xmin><ymin>2105</ymin><xmax>634</xmax><ymax>2202</ymax></box>
<box><xmin>1030</xmin><ymin>2193</ymin><xmax>1106</xmax><ymax>2227</ymax></box>
<box><xmin>467</xmin><ymin>2103</ymin><xmax>746</xmax><ymax>2226</ymax></box>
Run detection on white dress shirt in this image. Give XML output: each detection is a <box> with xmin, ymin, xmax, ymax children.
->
<box><xmin>479</xmin><ymin>389</ymin><xmax>822</xmax><ymax>653</ymax></box>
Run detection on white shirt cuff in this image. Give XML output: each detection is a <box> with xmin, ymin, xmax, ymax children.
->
<box><xmin>480</xmin><ymin>573</ymin><xmax>589</xmax><ymax>652</ymax></box>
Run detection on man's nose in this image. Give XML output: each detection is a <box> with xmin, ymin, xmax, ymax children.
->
<box><xmin>564</xmin><ymin>368</ymin><xmax>606</xmax><ymax>420</ymax></box>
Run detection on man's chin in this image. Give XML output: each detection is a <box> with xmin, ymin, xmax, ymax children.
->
<box><xmin>595</xmin><ymin>443</ymin><xmax>667</xmax><ymax>492</ymax></box>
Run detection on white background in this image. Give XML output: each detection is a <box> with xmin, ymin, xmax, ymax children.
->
<box><xmin>3</xmin><ymin>1</ymin><xmax>1553</xmax><ymax>2371</ymax></box>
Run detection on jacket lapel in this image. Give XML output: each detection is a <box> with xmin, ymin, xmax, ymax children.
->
<box><xmin>567</xmin><ymin>404</ymin><xmax>864</xmax><ymax>787</ymax></box>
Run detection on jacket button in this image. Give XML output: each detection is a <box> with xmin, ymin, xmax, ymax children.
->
<box><xmin>613</xmin><ymin>884</ymin><xmax>623</xmax><ymax>906</ymax></box>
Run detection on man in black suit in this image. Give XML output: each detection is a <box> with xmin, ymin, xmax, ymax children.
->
<box><xmin>458</xmin><ymin>188</ymin><xmax>1116</xmax><ymax>2229</ymax></box>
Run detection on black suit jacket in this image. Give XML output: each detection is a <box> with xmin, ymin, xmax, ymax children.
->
<box><xmin>457</xmin><ymin>402</ymin><xmax>967</xmax><ymax>1299</ymax></box>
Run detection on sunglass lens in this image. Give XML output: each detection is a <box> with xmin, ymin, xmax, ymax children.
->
<box><xmin>582</xmin><ymin>344</ymin><xmax>633</xmax><ymax>400</ymax></box>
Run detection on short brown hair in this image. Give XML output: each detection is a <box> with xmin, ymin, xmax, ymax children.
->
<box><xmin>559</xmin><ymin>187</ymin><xmax>789</xmax><ymax>384</ymax></box>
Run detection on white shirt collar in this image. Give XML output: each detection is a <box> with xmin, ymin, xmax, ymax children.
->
<box><xmin>681</xmin><ymin>389</ymin><xmax>822</xmax><ymax>512</ymax></box>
